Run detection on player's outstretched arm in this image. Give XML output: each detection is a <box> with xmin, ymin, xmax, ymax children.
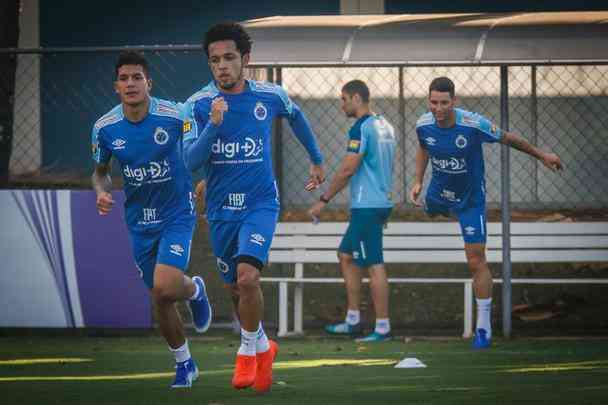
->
<box><xmin>500</xmin><ymin>131</ymin><xmax>563</xmax><ymax>171</ymax></box>
<box><xmin>409</xmin><ymin>145</ymin><xmax>429</xmax><ymax>207</ymax></box>
<box><xmin>92</xmin><ymin>162</ymin><xmax>114</xmax><ymax>215</ymax></box>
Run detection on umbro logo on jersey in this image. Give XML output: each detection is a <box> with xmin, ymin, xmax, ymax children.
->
<box><xmin>250</xmin><ymin>233</ymin><xmax>265</xmax><ymax>246</ymax></box>
<box><xmin>154</xmin><ymin>127</ymin><xmax>169</xmax><ymax>145</ymax></box>
<box><xmin>112</xmin><ymin>138</ymin><xmax>126</xmax><ymax>149</ymax></box>
<box><xmin>465</xmin><ymin>226</ymin><xmax>476</xmax><ymax>235</ymax></box>
<box><xmin>170</xmin><ymin>244</ymin><xmax>184</xmax><ymax>256</ymax></box>
<box><xmin>425</xmin><ymin>137</ymin><xmax>436</xmax><ymax>146</ymax></box>
<box><xmin>254</xmin><ymin>101</ymin><xmax>267</xmax><ymax>121</ymax></box>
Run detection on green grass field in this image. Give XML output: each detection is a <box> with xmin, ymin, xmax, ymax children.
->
<box><xmin>1</xmin><ymin>333</ymin><xmax>607</xmax><ymax>404</ymax></box>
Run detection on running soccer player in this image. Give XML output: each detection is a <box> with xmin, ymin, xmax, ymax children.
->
<box><xmin>410</xmin><ymin>76</ymin><xmax>562</xmax><ymax>348</ymax></box>
<box><xmin>183</xmin><ymin>22</ymin><xmax>325</xmax><ymax>393</ymax></box>
<box><xmin>308</xmin><ymin>79</ymin><xmax>396</xmax><ymax>342</ymax></box>
<box><xmin>91</xmin><ymin>51</ymin><xmax>212</xmax><ymax>388</ymax></box>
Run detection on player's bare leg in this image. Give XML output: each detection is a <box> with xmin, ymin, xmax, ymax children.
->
<box><xmin>465</xmin><ymin>243</ymin><xmax>493</xmax><ymax>348</ymax></box>
<box><xmin>152</xmin><ymin>264</ymin><xmax>200</xmax><ymax>388</ymax></box>
<box><xmin>232</xmin><ymin>263</ymin><xmax>262</xmax><ymax>389</ymax></box>
<box><xmin>229</xmin><ymin>262</ymin><xmax>279</xmax><ymax>392</ymax></box>
<box><xmin>325</xmin><ymin>253</ymin><xmax>363</xmax><ymax>335</ymax></box>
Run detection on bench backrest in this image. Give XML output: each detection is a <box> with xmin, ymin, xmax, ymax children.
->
<box><xmin>269</xmin><ymin>222</ymin><xmax>608</xmax><ymax>264</ymax></box>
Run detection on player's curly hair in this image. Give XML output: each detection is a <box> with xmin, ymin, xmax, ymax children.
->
<box><xmin>114</xmin><ymin>51</ymin><xmax>149</xmax><ymax>79</ymax></box>
<box><xmin>203</xmin><ymin>22</ymin><xmax>253</xmax><ymax>57</ymax></box>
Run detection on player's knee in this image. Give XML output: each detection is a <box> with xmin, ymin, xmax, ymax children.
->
<box><xmin>223</xmin><ymin>283</ymin><xmax>239</xmax><ymax>297</ymax></box>
<box><xmin>237</xmin><ymin>270</ymin><xmax>259</xmax><ymax>292</ymax></box>
<box><xmin>467</xmin><ymin>253</ymin><xmax>487</xmax><ymax>272</ymax></box>
<box><xmin>235</xmin><ymin>255</ymin><xmax>262</xmax><ymax>291</ymax></box>
<box><xmin>338</xmin><ymin>251</ymin><xmax>352</xmax><ymax>265</ymax></box>
<box><xmin>368</xmin><ymin>264</ymin><xmax>387</xmax><ymax>282</ymax></box>
<box><xmin>151</xmin><ymin>283</ymin><xmax>178</xmax><ymax>304</ymax></box>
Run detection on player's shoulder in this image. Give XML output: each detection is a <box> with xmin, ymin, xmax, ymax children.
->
<box><xmin>456</xmin><ymin>108</ymin><xmax>485</xmax><ymax>129</ymax></box>
<box><xmin>348</xmin><ymin>115</ymin><xmax>368</xmax><ymax>139</ymax></box>
<box><xmin>248</xmin><ymin>80</ymin><xmax>285</xmax><ymax>96</ymax></box>
<box><xmin>249</xmin><ymin>80</ymin><xmax>291</xmax><ymax>105</ymax></box>
<box><xmin>367</xmin><ymin>114</ymin><xmax>394</xmax><ymax>133</ymax></box>
<box><xmin>361</xmin><ymin>114</ymin><xmax>380</xmax><ymax>130</ymax></box>
<box><xmin>415</xmin><ymin>112</ymin><xmax>435</xmax><ymax>129</ymax></box>
<box><xmin>186</xmin><ymin>82</ymin><xmax>220</xmax><ymax>104</ymax></box>
<box><xmin>249</xmin><ymin>80</ymin><xmax>293</xmax><ymax>113</ymax></box>
<box><xmin>457</xmin><ymin>108</ymin><xmax>500</xmax><ymax>139</ymax></box>
<box><xmin>150</xmin><ymin>97</ymin><xmax>182</xmax><ymax>120</ymax></box>
<box><xmin>94</xmin><ymin>104</ymin><xmax>123</xmax><ymax>132</ymax></box>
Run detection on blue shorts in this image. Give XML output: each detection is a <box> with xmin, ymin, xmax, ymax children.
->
<box><xmin>130</xmin><ymin>215</ymin><xmax>196</xmax><ymax>289</ymax></box>
<box><xmin>338</xmin><ymin>208</ymin><xmax>392</xmax><ymax>268</ymax></box>
<box><xmin>424</xmin><ymin>198</ymin><xmax>487</xmax><ymax>244</ymax></box>
<box><xmin>209</xmin><ymin>207</ymin><xmax>279</xmax><ymax>284</ymax></box>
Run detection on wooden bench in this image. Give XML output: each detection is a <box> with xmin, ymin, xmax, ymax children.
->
<box><xmin>262</xmin><ymin>222</ymin><xmax>608</xmax><ymax>337</ymax></box>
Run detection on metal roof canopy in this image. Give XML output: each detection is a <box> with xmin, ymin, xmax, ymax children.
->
<box><xmin>243</xmin><ymin>12</ymin><xmax>608</xmax><ymax>66</ymax></box>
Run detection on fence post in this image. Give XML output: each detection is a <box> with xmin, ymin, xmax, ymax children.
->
<box><xmin>399</xmin><ymin>66</ymin><xmax>406</xmax><ymax>203</ymax></box>
<box><xmin>530</xmin><ymin>65</ymin><xmax>539</xmax><ymax>202</ymax></box>
<box><xmin>500</xmin><ymin>65</ymin><xmax>512</xmax><ymax>339</ymax></box>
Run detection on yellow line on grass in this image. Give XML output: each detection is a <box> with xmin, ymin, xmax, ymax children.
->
<box><xmin>0</xmin><ymin>358</ymin><xmax>93</xmax><ymax>366</ymax></box>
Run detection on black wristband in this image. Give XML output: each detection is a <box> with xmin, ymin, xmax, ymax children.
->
<box><xmin>320</xmin><ymin>195</ymin><xmax>330</xmax><ymax>203</ymax></box>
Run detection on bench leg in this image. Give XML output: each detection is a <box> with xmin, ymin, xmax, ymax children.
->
<box><xmin>463</xmin><ymin>280</ymin><xmax>473</xmax><ymax>338</ymax></box>
<box><xmin>278</xmin><ymin>281</ymin><xmax>289</xmax><ymax>337</ymax></box>
<box><xmin>294</xmin><ymin>263</ymin><xmax>304</xmax><ymax>335</ymax></box>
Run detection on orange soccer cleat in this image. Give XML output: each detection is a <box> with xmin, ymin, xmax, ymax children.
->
<box><xmin>232</xmin><ymin>354</ymin><xmax>257</xmax><ymax>389</ymax></box>
<box><xmin>253</xmin><ymin>340</ymin><xmax>279</xmax><ymax>393</ymax></box>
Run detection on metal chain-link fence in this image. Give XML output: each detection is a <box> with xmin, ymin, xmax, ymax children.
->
<box><xmin>276</xmin><ymin>64</ymin><xmax>608</xmax><ymax>210</ymax></box>
<box><xmin>1</xmin><ymin>48</ymin><xmax>607</xmax><ymax>210</ymax></box>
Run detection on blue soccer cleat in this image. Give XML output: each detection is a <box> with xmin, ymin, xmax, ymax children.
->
<box><xmin>325</xmin><ymin>322</ymin><xmax>362</xmax><ymax>336</ymax></box>
<box><xmin>355</xmin><ymin>331</ymin><xmax>392</xmax><ymax>343</ymax></box>
<box><xmin>472</xmin><ymin>328</ymin><xmax>491</xmax><ymax>349</ymax></box>
<box><xmin>189</xmin><ymin>276</ymin><xmax>212</xmax><ymax>333</ymax></box>
<box><xmin>171</xmin><ymin>358</ymin><xmax>199</xmax><ymax>389</ymax></box>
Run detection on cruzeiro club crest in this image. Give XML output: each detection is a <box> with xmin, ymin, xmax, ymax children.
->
<box><xmin>154</xmin><ymin>127</ymin><xmax>169</xmax><ymax>145</ymax></box>
<box><xmin>254</xmin><ymin>101</ymin><xmax>268</xmax><ymax>121</ymax></box>
<box><xmin>455</xmin><ymin>134</ymin><xmax>467</xmax><ymax>149</ymax></box>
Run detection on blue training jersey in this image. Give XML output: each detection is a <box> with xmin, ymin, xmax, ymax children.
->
<box><xmin>183</xmin><ymin>80</ymin><xmax>323</xmax><ymax>221</ymax></box>
<box><xmin>347</xmin><ymin>114</ymin><xmax>396</xmax><ymax>208</ymax></box>
<box><xmin>415</xmin><ymin>108</ymin><xmax>503</xmax><ymax>211</ymax></box>
<box><xmin>91</xmin><ymin>97</ymin><xmax>195</xmax><ymax>233</ymax></box>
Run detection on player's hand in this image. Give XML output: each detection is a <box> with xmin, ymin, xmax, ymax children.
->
<box><xmin>193</xmin><ymin>180</ymin><xmax>206</xmax><ymax>199</ymax></box>
<box><xmin>308</xmin><ymin>201</ymin><xmax>325</xmax><ymax>223</ymax></box>
<box><xmin>306</xmin><ymin>164</ymin><xmax>325</xmax><ymax>191</ymax></box>
<box><xmin>209</xmin><ymin>97</ymin><xmax>228</xmax><ymax>126</ymax></box>
<box><xmin>541</xmin><ymin>152</ymin><xmax>563</xmax><ymax>172</ymax></box>
<box><xmin>96</xmin><ymin>191</ymin><xmax>114</xmax><ymax>215</ymax></box>
<box><xmin>409</xmin><ymin>182</ymin><xmax>423</xmax><ymax>207</ymax></box>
